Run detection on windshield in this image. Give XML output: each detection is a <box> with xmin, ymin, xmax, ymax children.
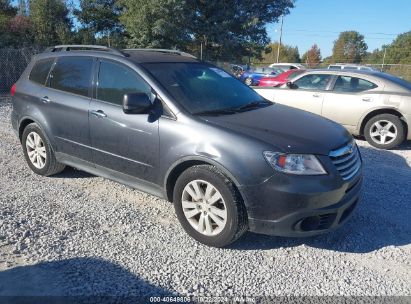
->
<box><xmin>143</xmin><ymin>62</ymin><xmax>266</xmax><ymax>114</ymax></box>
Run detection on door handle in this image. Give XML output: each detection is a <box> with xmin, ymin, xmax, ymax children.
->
<box><xmin>362</xmin><ymin>97</ymin><xmax>372</xmax><ymax>102</ymax></box>
<box><xmin>313</xmin><ymin>93</ymin><xmax>321</xmax><ymax>98</ymax></box>
<box><xmin>90</xmin><ymin>110</ymin><xmax>107</xmax><ymax>118</ymax></box>
<box><xmin>41</xmin><ymin>96</ymin><xmax>51</xmax><ymax>103</ymax></box>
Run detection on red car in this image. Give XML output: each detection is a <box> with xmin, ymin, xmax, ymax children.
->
<box><xmin>258</xmin><ymin>69</ymin><xmax>305</xmax><ymax>87</ymax></box>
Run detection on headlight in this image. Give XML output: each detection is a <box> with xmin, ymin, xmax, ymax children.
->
<box><xmin>263</xmin><ymin>152</ymin><xmax>327</xmax><ymax>175</ymax></box>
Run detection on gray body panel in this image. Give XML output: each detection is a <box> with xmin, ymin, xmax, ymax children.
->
<box><xmin>11</xmin><ymin>48</ymin><xmax>362</xmax><ymax>237</ymax></box>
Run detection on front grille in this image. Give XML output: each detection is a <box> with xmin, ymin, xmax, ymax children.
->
<box><xmin>329</xmin><ymin>141</ymin><xmax>361</xmax><ymax>180</ymax></box>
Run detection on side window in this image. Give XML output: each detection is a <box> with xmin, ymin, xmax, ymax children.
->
<box><xmin>97</xmin><ymin>60</ymin><xmax>151</xmax><ymax>105</ymax></box>
<box><xmin>29</xmin><ymin>59</ymin><xmax>54</xmax><ymax>85</ymax></box>
<box><xmin>50</xmin><ymin>57</ymin><xmax>93</xmax><ymax>97</ymax></box>
<box><xmin>333</xmin><ymin>76</ymin><xmax>377</xmax><ymax>93</ymax></box>
<box><xmin>293</xmin><ymin>74</ymin><xmax>332</xmax><ymax>90</ymax></box>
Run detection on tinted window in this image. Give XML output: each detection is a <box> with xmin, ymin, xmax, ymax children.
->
<box><xmin>29</xmin><ymin>59</ymin><xmax>54</xmax><ymax>85</ymax></box>
<box><xmin>293</xmin><ymin>74</ymin><xmax>332</xmax><ymax>90</ymax></box>
<box><xmin>333</xmin><ymin>76</ymin><xmax>377</xmax><ymax>93</ymax></box>
<box><xmin>50</xmin><ymin>57</ymin><xmax>93</xmax><ymax>97</ymax></box>
<box><xmin>97</xmin><ymin>60</ymin><xmax>151</xmax><ymax>105</ymax></box>
<box><xmin>329</xmin><ymin>65</ymin><xmax>341</xmax><ymax>70</ymax></box>
<box><xmin>143</xmin><ymin>62</ymin><xmax>265</xmax><ymax>114</ymax></box>
<box><xmin>255</xmin><ymin>67</ymin><xmax>277</xmax><ymax>74</ymax></box>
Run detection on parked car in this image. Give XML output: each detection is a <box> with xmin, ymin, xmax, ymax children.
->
<box><xmin>269</xmin><ymin>63</ymin><xmax>305</xmax><ymax>71</ymax></box>
<box><xmin>230</xmin><ymin>64</ymin><xmax>247</xmax><ymax>78</ymax></box>
<box><xmin>11</xmin><ymin>45</ymin><xmax>362</xmax><ymax>247</ymax></box>
<box><xmin>254</xmin><ymin>69</ymin><xmax>411</xmax><ymax>149</ymax></box>
<box><xmin>328</xmin><ymin>64</ymin><xmax>376</xmax><ymax>71</ymax></box>
<box><xmin>258</xmin><ymin>69</ymin><xmax>306</xmax><ymax>87</ymax></box>
<box><xmin>239</xmin><ymin>67</ymin><xmax>282</xmax><ymax>86</ymax></box>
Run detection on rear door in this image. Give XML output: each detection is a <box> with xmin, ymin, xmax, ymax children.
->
<box><xmin>322</xmin><ymin>75</ymin><xmax>381</xmax><ymax>129</ymax></box>
<box><xmin>89</xmin><ymin>59</ymin><xmax>159</xmax><ymax>183</ymax></box>
<box><xmin>270</xmin><ymin>73</ymin><xmax>333</xmax><ymax>115</ymax></box>
<box><xmin>43</xmin><ymin>56</ymin><xmax>94</xmax><ymax>161</ymax></box>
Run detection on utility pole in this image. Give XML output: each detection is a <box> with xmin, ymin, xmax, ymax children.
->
<box><xmin>276</xmin><ymin>15</ymin><xmax>284</xmax><ymax>63</ymax></box>
<box><xmin>382</xmin><ymin>48</ymin><xmax>387</xmax><ymax>71</ymax></box>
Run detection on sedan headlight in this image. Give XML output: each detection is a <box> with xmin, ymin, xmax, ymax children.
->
<box><xmin>263</xmin><ymin>152</ymin><xmax>327</xmax><ymax>175</ymax></box>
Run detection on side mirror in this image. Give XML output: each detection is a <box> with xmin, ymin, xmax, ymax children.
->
<box><xmin>123</xmin><ymin>93</ymin><xmax>152</xmax><ymax>114</ymax></box>
<box><xmin>286</xmin><ymin>81</ymin><xmax>297</xmax><ymax>89</ymax></box>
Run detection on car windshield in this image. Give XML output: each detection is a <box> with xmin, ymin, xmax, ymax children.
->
<box><xmin>143</xmin><ymin>62</ymin><xmax>267</xmax><ymax>115</ymax></box>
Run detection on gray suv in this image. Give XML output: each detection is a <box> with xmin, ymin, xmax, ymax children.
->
<box><xmin>11</xmin><ymin>45</ymin><xmax>363</xmax><ymax>247</ymax></box>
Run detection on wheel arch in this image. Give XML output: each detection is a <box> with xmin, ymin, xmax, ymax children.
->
<box><xmin>164</xmin><ymin>156</ymin><xmax>244</xmax><ymax>203</ymax></box>
<box><xmin>18</xmin><ymin>117</ymin><xmax>36</xmax><ymax>142</ymax></box>
<box><xmin>359</xmin><ymin>108</ymin><xmax>407</xmax><ymax>136</ymax></box>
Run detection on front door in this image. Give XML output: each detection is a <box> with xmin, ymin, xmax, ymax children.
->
<box><xmin>89</xmin><ymin>59</ymin><xmax>159</xmax><ymax>183</ymax></box>
<box><xmin>271</xmin><ymin>73</ymin><xmax>333</xmax><ymax>115</ymax></box>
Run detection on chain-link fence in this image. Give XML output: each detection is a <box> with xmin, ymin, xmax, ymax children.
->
<box><xmin>0</xmin><ymin>48</ymin><xmax>39</xmax><ymax>94</ymax></box>
<box><xmin>1</xmin><ymin>47</ymin><xmax>410</xmax><ymax>95</ymax></box>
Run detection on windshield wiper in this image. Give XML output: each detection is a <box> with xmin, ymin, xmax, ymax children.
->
<box><xmin>234</xmin><ymin>100</ymin><xmax>272</xmax><ymax>112</ymax></box>
<box><xmin>193</xmin><ymin>108</ymin><xmax>238</xmax><ymax>116</ymax></box>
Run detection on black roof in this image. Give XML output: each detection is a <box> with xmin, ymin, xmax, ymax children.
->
<box><xmin>123</xmin><ymin>50</ymin><xmax>199</xmax><ymax>63</ymax></box>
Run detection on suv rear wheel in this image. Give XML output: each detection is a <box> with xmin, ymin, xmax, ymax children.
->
<box><xmin>173</xmin><ymin>165</ymin><xmax>248</xmax><ymax>247</ymax></box>
<box><xmin>364</xmin><ymin>114</ymin><xmax>405</xmax><ymax>149</ymax></box>
<box><xmin>22</xmin><ymin>123</ymin><xmax>65</xmax><ymax>176</ymax></box>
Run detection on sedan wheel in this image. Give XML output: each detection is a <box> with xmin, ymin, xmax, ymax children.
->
<box><xmin>182</xmin><ymin>180</ymin><xmax>227</xmax><ymax>236</ymax></box>
<box><xmin>245</xmin><ymin>77</ymin><xmax>253</xmax><ymax>86</ymax></box>
<box><xmin>26</xmin><ymin>131</ymin><xmax>47</xmax><ymax>169</ymax></box>
<box><xmin>364</xmin><ymin>114</ymin><xmax>405</xmax><ymax>150</ymax></box>
<box><xmin>369</xmin><ymin>120</ymin><xmax>397</xmax><ymax>145</ymax></box>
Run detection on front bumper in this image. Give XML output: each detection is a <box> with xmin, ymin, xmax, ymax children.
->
<box><xmin>241</xmin><ymin>157</ymin><xmax>362</xmax><ymax>237</ymax></box>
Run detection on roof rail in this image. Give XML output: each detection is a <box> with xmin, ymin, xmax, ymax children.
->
<box><xmin>45</xmin><ymin>45</ymin><xmax>125</xmax><ymax>57</ymax></box>
<box><xmin>123</xmin><ymin>48</ymin><xmax>197</xmax><ymax>59</ymax></box>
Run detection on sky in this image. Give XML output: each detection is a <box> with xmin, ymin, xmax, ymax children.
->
<box><xmin>266</xmin><ymin>0</ymin><xmax>411</xmax><ymax>57</ymax></box>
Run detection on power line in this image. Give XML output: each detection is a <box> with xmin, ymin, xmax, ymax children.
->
<box><xmin>282</xmin><ymin>28</ymin><xmax>399</xmax><ymax>36</ymax></box>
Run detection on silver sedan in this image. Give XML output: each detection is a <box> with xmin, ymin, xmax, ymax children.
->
<box><xmin>254</xmin><ymin>70</ymin><xmax>411</xmax><ymax>149</ymax></box>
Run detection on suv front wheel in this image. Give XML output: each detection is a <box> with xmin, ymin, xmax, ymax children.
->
<box><xmin>173</xmin><ymin>165</ymin><xmax>248</xmax><ymax>247</ymax></box>
<box><xmin>21</xmin><ymin>123</ymin><xmax>66</xmax><ymax>176</ymax></box>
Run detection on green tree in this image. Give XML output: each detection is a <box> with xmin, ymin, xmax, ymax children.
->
<box><xmin>301</xmin><ymin>44</ymin><xmax>321</xmax><ymax>68</ymax></box>
<box><xmin>30</xmin><ymin>0</ymin><xmax>72</xmax><ymax>46</ymax></box>
<box><xmin>119</xmin><ymin>0</ymin><xmax>295</xmax><ymax>60</ymax></box>
<box><xmin>253</xmin><ymin>42</ymin><xmax>300</xmax><ymax>64</ymax></box>
<box><xmin>332</xmin><ymin>31</ymin><xmax>368</xmax><ymax>63</ymax></box>
<box><xmin>0</xmin><ymin>0</ymin><xmax>17</xmax><ymax>47</ymax></box>
<box><xmin>384</xmin><ymin>31</ymin><xmax>411</xmax><ymax>64</ymax></box>
<box><xmin>74</xmin><ymin>0</ymin><xmax>124</xmax><ymax>47</ymax></box>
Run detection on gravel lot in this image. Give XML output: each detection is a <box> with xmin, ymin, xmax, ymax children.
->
<box><xmin>0</xmin><ymin>96</ymin><xmax>410</xmax><ymax>299</ymax></box>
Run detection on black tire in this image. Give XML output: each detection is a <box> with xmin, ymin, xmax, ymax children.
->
<box><xmin>364</xmin><ymin>114</ymin><xmax>405</xmax><ymax>149</ymax></box>
<box><xmin>21</xmin><ymin>123</ymin><xmax>65</xmax><ymax>176</ymax></box>
<box><xmin>173</xmin><ymin>165</ymin><xmax>248</xmax><ymax>247</ymax></box>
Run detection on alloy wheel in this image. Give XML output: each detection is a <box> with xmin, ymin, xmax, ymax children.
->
<box><xmin>26</xmin><ymin>131</ymin><xmax>47</xmax><ymax>169</ymax></box>
<box><xmin>181</xmin><ymin>179</ymin><xmax>227</xmax><ymax>236</ymax></box>
<box><xmin>369</xmin><ymin>120</ymin><xmax>397</xmax><ymax>145</ymax></box>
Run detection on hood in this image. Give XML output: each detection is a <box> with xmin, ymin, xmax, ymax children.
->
<box><xmin>201</xmin><ymin>103</ymin><xmax>352</xmax><ymax>155</ymax></box>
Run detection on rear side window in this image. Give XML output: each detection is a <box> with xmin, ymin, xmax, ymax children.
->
<box><xmin>29</xmin><ymin>59</ymin><xmax>54</xmax><ymax>85</ymax></box>
<box><xmin>97</xmin><ymin>60</ymin><xmax>151</xmax><ymax>105</ymax></box>
<box><xmin>50</xmin><ymin>57</ymin><xmax>93</xmax><ymax>97</ymax></box>
<box><xmin>333</xmin><ymin>76</ymin><xmax>377</xmax><ymax>93</ymax></box>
